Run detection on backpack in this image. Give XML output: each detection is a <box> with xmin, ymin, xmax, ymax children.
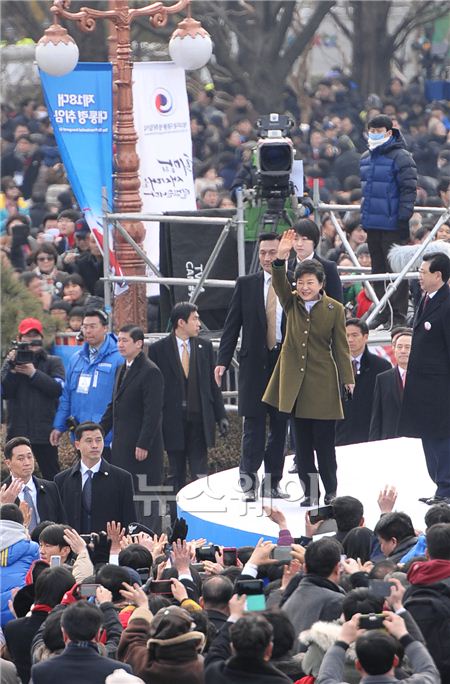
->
<box><xmin>404</xmin><ymin>584</ymin><xmax>450</xmax><ymax>679</ymax></box>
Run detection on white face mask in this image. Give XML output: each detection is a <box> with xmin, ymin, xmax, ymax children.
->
<box><xmin>367</xmin><ymin>132</ymin><xmax>390</xmax><ymax>150</ymax></box>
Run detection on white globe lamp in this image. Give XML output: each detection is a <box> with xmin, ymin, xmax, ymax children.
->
<box><xmin>35</xmin><ymin>23</ymin><xmax>79</xmax><ymax>77</ymax></box>
<box><xmin>169</xmin><ymin>16</ymin><xmax>212</xmax><ymax>71</ymax></box>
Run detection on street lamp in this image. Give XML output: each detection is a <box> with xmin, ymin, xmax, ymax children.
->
<box><xmin>35</xmin><ymin>0</ymin><xmax>212</xmax><ymax>330</ymax></box>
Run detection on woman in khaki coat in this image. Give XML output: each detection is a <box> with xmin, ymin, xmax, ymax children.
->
<box><xmin>263</xmin><ymin>229</ymin><xmax>354</xmax><ymax>506</ymax></box>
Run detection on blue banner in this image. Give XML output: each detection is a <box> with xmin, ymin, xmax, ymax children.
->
<box><xmin>39</xmin><ymin>63</ymin><xmax>115</xmax><ymax>260</ymax></box>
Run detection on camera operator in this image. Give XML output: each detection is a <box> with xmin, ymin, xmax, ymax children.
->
<box><xmin>316</xmin><ymin>612</ymin><xmax>439</xmax><ymax>684</ymax></box>
<box><xmin>1</xmin><ymin>318</ymin><xmax>65</xmax><ymax>479</ymax></box>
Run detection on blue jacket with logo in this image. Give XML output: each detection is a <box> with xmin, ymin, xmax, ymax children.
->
<box><xmin>53</xmin><ymin>334</ymin><xmax>123</xmax><ymax>446</ymax></box>
<box><xmin>360</xmin><ymin>129</ymin><xmax>417</xmax><ymax>231</ymax></box>
<box><xmin>0</xmin><ymin>521</ymin><xmax>40</xmax><ymax>626</ymax></box>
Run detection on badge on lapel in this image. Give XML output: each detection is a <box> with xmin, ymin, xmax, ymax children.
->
<box><xmin>327</xmin><ymin>304</ymin><xmax>334</xmax><ymax>310</ymax></box>
<box><xmin>424</xmin><ymin>322</ymin><xmax>431</xmax><ymax>331</ymax></box>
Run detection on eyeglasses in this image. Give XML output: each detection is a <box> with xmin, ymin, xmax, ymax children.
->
<box><xmin>37</xmin><ymin>256</ymin><xmax>55</xmax><ymax>262</ymax></box>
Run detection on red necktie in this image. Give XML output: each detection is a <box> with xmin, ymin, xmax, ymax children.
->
<box><xmin>423</xmin><ymin>294</ymin><xmax>429</xmax><ymax>310</ymax></box>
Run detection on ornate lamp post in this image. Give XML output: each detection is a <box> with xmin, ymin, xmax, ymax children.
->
<box><xmin>36</xmin><ymin>0</ymin><xmax>212</xmax><ymax>329</ymax></box>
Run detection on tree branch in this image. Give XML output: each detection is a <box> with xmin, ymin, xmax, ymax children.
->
<box><xmin>328</xmin><ymin>7</ymin><xmax>352</xmax><ymax>41</ymax></box>
<box><xmin>280</xmin><ymin>0</ymin><xmax>335</xmax><ymax>76</ymax></box>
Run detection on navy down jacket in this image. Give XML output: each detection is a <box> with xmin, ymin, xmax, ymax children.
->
<box><xmin>360</xmin><ymin>129</ymin><xmax>417</xmax><ymax>231</ymax></box>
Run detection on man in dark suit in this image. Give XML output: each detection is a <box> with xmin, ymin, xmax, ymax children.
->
<box><xmin>1</xmin><ymin>437</ymin><xmax>66</xmax><ymax>529</ymax></box>
<box><xmin>288</xmin><ymin>218</ymin><xmax>343</xmax><ymax>303</ymax></box>
<box><xmin>101</xmin><ymin>324</ymin><xmax>164</xmax><ymax>532</ymax></box>
<box><xmin>369</xmin><ymin>330</ymin><xmax>412</xmax><ymax>441</ymax></box>
<box><xmin>31</xmin><ymin>600</ymin><xmax>132</xmax><ymax>684</ymax></box>
<box><xmin>55</xmin><ymin>421</ymin><xmax>136</xmax><ymax>534</ymax></box>
<box><xmin>399</xmin><ymin>253</ymin><xmax>450</xmax><ymax>504</ymax></box>
<box><xmin>149</xmin><ymin>302</ymin><xmax>228</xmax><ymax>499</ymax></box>
<box><xmin>215</xmin><ymin>233</ymin><xmax>290</xmax><ymax>502</ymax></box>
<box><xmin>336</xmin><ymin>318</ymin><xmax>391</xmax><ymax>446</ymax></box>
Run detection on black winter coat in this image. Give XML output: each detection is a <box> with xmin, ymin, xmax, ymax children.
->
<box><xmin>148</xmin><ymin>334</ymin><xmax>226</xmax><ymax>451</ymax></box>
<box><xmin>1</xmin><ymin>350</ymin><xmax>65</xmax><ymax>443</ymax></box>
<box><xmin>100</xmin><ymin>352</ymin><xmax>164</xmax><ymax>482</ymax></box>
<box><xmin>399</xmin><ymin>283</ymin><xmax>450</xmax><ymax>439</ymax></box>
<box><xmin>335</xmin><ymin>347</ymin><xmax>391</xmax><ymax>446</ymax></box>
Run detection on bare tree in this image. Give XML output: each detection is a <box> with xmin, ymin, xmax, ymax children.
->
<box><xmin>330</xmin><ymin>0</ymin><xmax>450</xmax><ymax>99</ymax></box>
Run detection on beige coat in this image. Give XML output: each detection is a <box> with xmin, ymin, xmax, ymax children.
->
<box><xmin>263</xmin><ymin>262</ymin><xmax>354</xmax><ymax>419</ymax></box>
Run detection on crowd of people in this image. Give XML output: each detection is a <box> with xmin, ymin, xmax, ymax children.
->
<box><xmin>1</xmin><ymin>72</ymin><xmax>450</xmax><ymax>683</ymax></box>
<box><xmin>1</xmin><ymin>480</ymin><xmax>450</xmax><ymax>683</ymax></box>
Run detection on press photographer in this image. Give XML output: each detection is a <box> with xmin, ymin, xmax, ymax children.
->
<box><xmin>1</xmin><ymin>317</ymin><xmax>65</xmax><ymax>479</ymax></box>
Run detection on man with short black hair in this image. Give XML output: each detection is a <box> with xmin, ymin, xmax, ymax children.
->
<box><xmin>288</xmin><ymin>218</ymin><xmax>343</xmax><ymax>302</ymax></box>
<box><xmin>332</xmin><ymin>495</ymin><xmax>365</xmax><ymax>541</ymax></box>
<box><xmin>336</xmin><ymin>318</ymin><xmax>391</xmax><ymax>446</ymax></box>
<box><xmin>31</xmin><ymin>600</ymin><xmax>132</xmax><ymax>684</ymax></box>
<box><xmin>205</xmin><ymin>607</ymin><xmax>291</xmax><ymax>683</ymax></box>
<box><xmin>360</xmin><ymin>115</ymin><xmax>417</xmax><ymax>328</ymax></box>
<box><xmin>4</xmin><ymin>565</ymin><xmax>74</xmax><ymax>683</ymax></box>
<box><xmin>101</xmin><ymin>324</ymin><xmax>164</xmax><ymax>532</ymax></box>
<box><xmin>51</xmin><ymin>310</ymin><xmax>123</xmax><ymax>456</ymax></box>
<box><xmin>317</xmin><ymin>611</ymin><xmax>439</xmax><ymax>684</ymax></box>
<box><xmin>283</xmin><ymin>538</ymin><xmax>345</xmax><ymax>650</ymax></box>
<box><xmin>369</xmin><ymin>331</ymin><xmax>412</xmax><ymax>441</ymax></box>
<box><xmin>399</xmin><ymin>252</ymin><xmax>450</xmax><ymax>505</ymax></box>
<box><xmin>149</xmin><ymin>303</ymin><xmax>227</xmax><ymax>497</ymax></box>
<box><xmin>1</xmin><ymin>436</ymin><xmax>66</xmax><ymax>528</ymax></box>
<box><xmin>215</xmin><ymin>233</ymin><xmax>290</xmax><ymax>501</ymax></box>
<box><xmin>374</xmin><ymin>511</ymin><xmax>417</xmax><ymax>563</ymax></box>
<box><xmin>1</xmin><ymin>317</ymin><xmax>65</xmax><ymax>479</ymax></box>
<box><xmin>55</xmin><ymin>422</ymin><xmax>136</xmax><ymax>534</ymax></box>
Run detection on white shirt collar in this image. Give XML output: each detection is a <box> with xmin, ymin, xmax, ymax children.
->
<box><xmin>352</xmin><ymin>352</ymin><xmax>364</xmax><ymax>363</ymax></box>
<box><xmin>428</xmin><ymin>290</ymin><xmax>438</xmax><ymax>299</ymax></box>
<box><xmin>175</xmin><ymin>334</ymin><xmax>190</xmax><ymax>352</ymax></box>
<box><xmin>297</xmin><ymin>252</ymin><xmax>315</xmax><ymax>263</ymax></box>
<box><xmin>80</xmin><ymin>459</ymin><xmax>102</xmax><ymax>476</ymax></box>
<box><xmin>398</xmin><ymin>366</ymin><xmax>407</xmax><ymax>378</ymax></box>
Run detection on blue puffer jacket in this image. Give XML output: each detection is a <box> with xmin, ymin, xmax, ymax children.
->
<box><xmin>360</xmin><ymin>129</ymin><xmax>417</xmax><ymax>231</ymax></box>
<box><xmin>0</xmin><ymin>521</ymin><xmax>40</xmax><ymax>626</ymax></box>
<box><xmin>53</xmin><ymin>333</ymin><xmax>123</xmax><ymax>446</ymax></box>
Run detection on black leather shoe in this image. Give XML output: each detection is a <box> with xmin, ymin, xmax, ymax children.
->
<box><xmin>300</xmin><ymin>496</ymin><xmax>319</xmax><ymax>507</ymax></box>
<box><xmin>263</xmin><ymin>487</ymin><xmax>290</xmax><ymax>500</ymax></box>
<box><xmin>324</xmin><ymin>493</ymin><xmax>337</xmax><ymax>505</ymax></box>
<box><xmin>419</xmin><ymin>495</ymin><xmax>450</xmax><ymax>505</ymax></box>
<box><xmin>243</xmin><ymin>489</ymin><xmax>257</xmax><ymax>502</ymax></box>
<box><xmin>288</xmin><ymin>464</ymin><xmax>298</xmax><ymax>474</ymax></box>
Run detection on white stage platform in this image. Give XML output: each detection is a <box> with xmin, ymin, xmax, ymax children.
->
<box><xmin>177</xmin><ymin>438</ymin><xmax>434</xmax><ymax>547</ymax></box>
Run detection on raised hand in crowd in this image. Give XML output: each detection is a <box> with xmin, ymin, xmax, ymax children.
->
<box><xmin>0</xmin><ymin>479</ymin><xmax>23</xmax><ymax>505</ymax></box>
<box><xmin>170</xmin><ymin>577</ymin><xmax>189</xmax><ymax>603</ymax></box>
<box><xmin>277</xmin><ymin>229</ymin><xmax>297</xmax><ymax>260</ymax></box>
<box><xmin>378</xmin><ymin>484</ymin><xmax>398</xmax><ymax>513</ymax></box>
<box><xmin>63</xmin><ymin>527</ymin><xmax>87</xmax><ymax>555</ymax></box>
<box><xmin>106</xmin><ymin>520</ymin><xmax>126</xmax><ymax>555</ymax></box>
<box><xmin>228</xmin><ymin>593</ymin><xmax>247</xmax><ymax>621</ymax></box>
<box><xmin>247</xmin><ymin>537</ymin><xmax>277</xmax><ymax>566</ymax></box>
<box><xmin>281</xmin><ymin>559</ymin><xmax>303</xmax><ymax>591</ymax></box>
<box><xmin>264</xmin><ymin>505</ymin><xmax>289</xmax><ymax>530</ymax></box>
<box><xmin>385</xmin><ymin>576</ymin><xmax>406</xmax><ymax>611</ymax></box>
<box><xmin>305</xmin><ymin>510</ymin><xmax>325</xmax><ymax>537</ymax></box>
<box><xmin>95</xmin><ymin>585</ymin><xmax>113</xmax><ymax>605</ymax></box>
<box><xmin>119</xmin><ymin>581</ymin><xmax>148</xmax><ymax>608</ymax></box>
<box><xmin>171</xmin><ymin>539</ymin><xmax>192</xmax><ymax>574</ymax></box>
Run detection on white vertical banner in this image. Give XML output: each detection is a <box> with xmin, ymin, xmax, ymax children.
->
<box><xmin>133</xmin><ymin>61</ymin><xmax>196</xmax><ymax>294</ymax></box>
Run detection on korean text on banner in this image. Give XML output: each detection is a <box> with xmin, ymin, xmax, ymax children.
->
<box><xmin>133</xmin><ymin>62</ymin><xmax>196</xmax><ymax>214</ymax></box>
<box><xmin>39</xmin><ymin>63</ymin><xmax>124</xmax><ymax>288</ymax></box>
